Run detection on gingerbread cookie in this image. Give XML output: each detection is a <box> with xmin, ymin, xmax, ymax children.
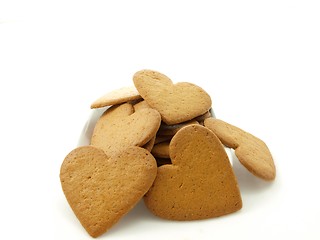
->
<box><xmin>60</xmin><ymin>146</ymin><xmax>157</xmax><ymax>237</ymax></box>
<box><xmin>144</xmin><ymin>124</ymin><xmax>242</xmax><ymax>220</ymax></box>
<box><xmin>91</xmin><ymin>86</ymin><xmax>141</xmax><ymax>109</ymax></box>
<box><xmin>204</xmin><ymin>118</ymin><xmax>276</xmax><ymax>181</ymax></box>
<box><xmin>133</xmin><ymin>70</ymin><xmax>212</xmax><ymax>125</ymax></box>
<box><xmin>91</xmin><ymin>103</ymin><xmax>161</xmax><ymax>155</ymax></box>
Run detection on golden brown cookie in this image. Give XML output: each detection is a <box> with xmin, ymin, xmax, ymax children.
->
<box><xmin>157</xmin><ymin>119</ymin><xmax>199</xmax><ymax>136</ymax></box>
<box><xmin>60</xmin><ymin>146</ymin><xmax>157</xmax><ymax>237</ymax></box>
<box><xmin>144</xmin><ymin>124</ymin><xmax>242</xmax><ymax>220</ymax></box>
<box><xmin>91</xmin><ymin>103</ymin><xmax>161</xmax><ymax>156</ymax></box>
<box><xmin>204</xmin><ymin>118</ymin><xmax>276</xmax><ymax>181</ymax></box>
<box><xmin>151</xmin><ymin>141</ymin><xmax>170</xmax><ymax>158</ymax></box>
<box><xmin>133</xmin><ymin>70</ymin><xmax>212</xmax><ymax>125</ymax></box>
<box><xmin>91</xmin><ymin>86</ymin><xmax>141</xmax><ymax>109</ymax></box>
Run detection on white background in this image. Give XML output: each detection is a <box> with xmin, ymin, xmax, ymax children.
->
<box><xmin>1</xmin><ymin>1</ymin><xmax>320</xmax><ymax>239</ymax></box>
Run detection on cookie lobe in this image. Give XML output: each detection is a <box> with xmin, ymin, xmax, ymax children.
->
<box><xmin>204</xmin><ymin>118</ymin><xmax>276</xmax><ymax>181</ymax></box>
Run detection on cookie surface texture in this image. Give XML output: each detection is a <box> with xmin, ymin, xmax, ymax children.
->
<box><xmin>91</xmin><ymin>86</ymin><xmax>141</xmax><ymax>109</ymax></box>
<box><xmin>91</xmin><ymin>103</ymin><xmax>161</xmax><ymax>155</ymax></box>
<box><xmin>60</xmin><ymin>146</ymin><xmax>157</xmax><ymax>237</ymax></box>
<box><xmin>133</xmin><ymin>100</ymin><xmax>151</xmax><ymax>112</ymax></box>
<box><xmin>204</xmin><ymin>118</ymin><xmax>276</xmax><ymax>181</ymax></box>
<box><xmin>133</xmin><ymin>70</ymin><xmax>212</xmax><ymax>125</ymax></box>
<box><xmin>144</xmin><ymin>124</ymin><xmax>242</xmax><ymax>220</ymax></box>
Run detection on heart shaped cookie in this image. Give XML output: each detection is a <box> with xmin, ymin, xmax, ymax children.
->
<box><xmin>60</xmin><ymin>146</ymin><xmax>157</xmax><ymax>237</ymax></box>
<box><xmin>144</xmin><ymin>124</ymin><xmax>242</xmax><ymax>220</ymax></box>
<box><xmin>133</xmin><ymin>70</ymin><xmax>212</xmax><ymax>125</ymax></box>
<box><xmin>91</xmin><ymin>102</ymin><xmax>161</xmax><ymax>156</ymax></box>
<box><xmin>204</xmin><ymin>118</ymin><xmax>276</xmax><ymax>181</ymax></box>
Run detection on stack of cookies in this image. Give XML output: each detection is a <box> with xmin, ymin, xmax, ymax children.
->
<box><xmin>60</xmin><ymin>70</ymin><xmax>276</xmax><ymax>238</ymax></box>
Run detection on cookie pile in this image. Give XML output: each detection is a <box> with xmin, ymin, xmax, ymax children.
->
<box><xmin>60</xmin><ymin>70</ymin><xmax>276</xmax><ymax>238</ymax></box>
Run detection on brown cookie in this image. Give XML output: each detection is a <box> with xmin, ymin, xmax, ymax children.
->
<box><xmin>60</xmin><ymin>146</ymin><xmax>157</xmax><ymax>237</ymax></box>
<box><xmin>133</xmin><ymin>70</ymin><xmax>212</xmax><ymax>125</ymax></box>
<box><xmin>91</xmin><ymin>103</ymin><xmax>161</xmax><ymax>156</ymax></box>
<box><xmin>204</xmin><ymin>118</ymin><xmax>276</xmax><ymax>181</ymax></box>
<box><xmin>151</xmin><ymin>141</ymin><xmax>170</xmax><ymax>158</ymax></box>
<box><xmin>91</xmin><ymin>86</ymin><xmax>141</xmax><ymax>109</ymax></box>
<box><xmin>144</xmin><ymin>124</ymin><xmax>242</xmax><ymax>220</ymax></box>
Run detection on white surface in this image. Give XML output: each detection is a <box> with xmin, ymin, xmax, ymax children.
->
<box><xmin>1</xmin><ymin>1</ymin><xmax>320</xmax><ymax>239</ymax></box>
